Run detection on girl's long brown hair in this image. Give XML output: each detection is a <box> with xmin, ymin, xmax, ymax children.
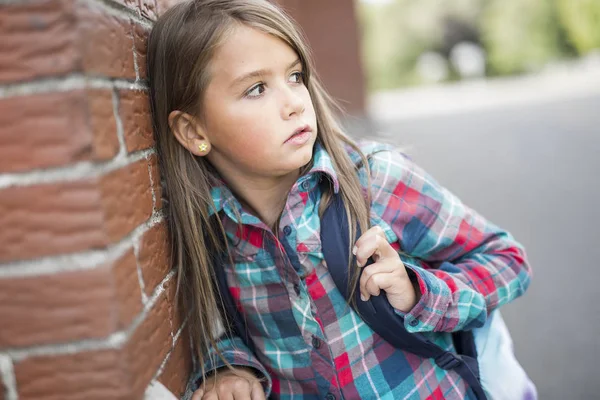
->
<box><xmin>147</xmin><ymin>0</ymin><xmax>371</xmax><ymax>378</ymax></box>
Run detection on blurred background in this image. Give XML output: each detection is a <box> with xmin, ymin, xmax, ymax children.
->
<box><xmin>280</xmin><ymin>0</ymin><xmax>600</xmax><ymax>398</ymax></box>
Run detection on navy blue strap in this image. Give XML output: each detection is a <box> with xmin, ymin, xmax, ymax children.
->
<box><xmin>320</xmin><ymin>194</ymin><xmax>487</xmax><ymax>400</ymax></box>
<box><xmin>213</xmin><ymin>251</ymin><xmax>257</xmax><ymax>355</ymax></box>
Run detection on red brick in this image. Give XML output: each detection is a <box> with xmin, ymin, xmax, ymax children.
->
<box><xmin>139</xmin><ymin>0</ymin><xmax>158</xmax><ymax>21</ymax></box>
<box><xmin>148</xmin><ymin>154</ymin><xmax>163</xmax><ymax>210</ymax></box>
<box><xmin>159</xmin><ymin>325</ymin><xmax>193</xmax><ymax>398</ymax></box>
<box><xmin>78</xmin><ymin>4</ymin><xmax>136</xmax><ymax>79</ymax></box>
<box><xmin>156</xmin><ymin>0</ymin><xmax>182</xmax><ymax>16</ymax></box>
<box><xmin>0</xmin><ymin>0</ymin><xmax>136</xmax><ymax>82</ymax></box>
<box><xmin>114</xmin><ymin>250</ymin><xmax>144</xmax><ymax>329</ymax></box>
<box><xmin>0</xmin><ymin>0</ymin><xmax>79</xmax><ymax>83</ymax></box>
<box><xmin>133</xmin><ymin>21</ymin><xmax>151</xmax><ymax>80</ymax></box>
<box><xmin>111</xmin><ymin>0</ymin><xmax>140</xmax><ymax>14</ymax></box>
<box><xmin>0</xmin><ymin>161</ymin><xmax>152</xmax><ymax>263</ymax></box>
<box><xmin>119</xmin><ymin>89</ymin><xmax>154</xmax><ymax>152</ymax></box>
<box><xmin>0</xmin><ymin>90</ymin><xmax>118</xmax><ymax>173</ymax></box>
<box><xmin>125</xmin><ymin>289</ymin><xmax>172</xmax><ymax>398</ymax></box>
<box><xmin>88</xmin><ymin>89</ymin><xmax>120</xmax><ymax>159</ymax></box>
<box><xmin>100</xmin><ymin>159</ymin><xmax>154</xmax><ymax>243</ymax></box>
<box><xmin>138</xmin><ymin>221</ymin><xmax>171</xmax><ymax>296</ymax></box>
<box><xmin>0</xmin><ymin>266</ymin><xmax>115</xmax><ymax>348</ymax></box>
<box><xmin>165</xmin><ymin>276</ymin><xmax>184</xmax><ymax>334</ymax></box>
<box><xmin>14</xmin><ymin>349</ymin><xmax>132</xmax><ymax>400</ymax></box>
<box><xmin>0</xmin><ymin>179</ymin><xmax>108</xmax><ymax>262</ymax></box>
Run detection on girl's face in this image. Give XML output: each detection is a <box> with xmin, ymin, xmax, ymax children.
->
<box><xmin>200</xmin><ymin>24</ymin><xmax>317</xmax><ymax>182</ymax></box>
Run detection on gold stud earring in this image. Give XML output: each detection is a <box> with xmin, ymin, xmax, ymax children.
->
<box><xmin>198</xmin><ymin>143</ymin><xmax>208</xmax><ymax>152</ymax></box>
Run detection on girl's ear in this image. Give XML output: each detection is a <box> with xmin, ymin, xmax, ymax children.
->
<box><xmin>168</xmin><ymin>110</ymin><xmax>212</xmax><ymax>157</ymax></box>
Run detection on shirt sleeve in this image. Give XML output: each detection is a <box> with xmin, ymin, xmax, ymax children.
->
<box><xmin>189</xmin><ymin>333</ymin><xmax>272</xmax><ymax>396</ymax></box>
<box><xmin>368</xmin><ymin>147</ymin><xmax>532</xmax><ymax>333</ymax></box>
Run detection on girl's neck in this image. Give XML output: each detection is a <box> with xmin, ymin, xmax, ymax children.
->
<box><xmin>222</xmin><ymin>169</ymin><xmax>301</xmax><ymax>231</ymax></box>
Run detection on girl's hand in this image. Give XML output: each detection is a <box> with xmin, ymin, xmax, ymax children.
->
<box><xmin>192</xmin><ymin>366</ymin><xmax>266</xmax><ymax>400</ymax></box>
<box><xmin>353</xmin><ymin>226</ymin><xmax>420</xmax><ymax>313</ymax></box>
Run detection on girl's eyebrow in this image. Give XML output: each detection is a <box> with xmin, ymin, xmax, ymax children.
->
<box><xmin>230</xmin><ymin>58</ymin><xmax>301</xmax><ymax>89</ymax></box>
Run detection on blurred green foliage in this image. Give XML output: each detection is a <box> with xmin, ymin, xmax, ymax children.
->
<box><xmin>359</xmin><ymin>0</ymin><xmax>600</xmax><ymax>91</ymax></box>
<box><xmin>557</xmin><ymin>0</ymin><xmax>600</xmax><ymax>54</ymax></box>
<box><xmin>481</xmin><ymin>0</ymin><xmax>565</xmax><ymax>75</ymax></box>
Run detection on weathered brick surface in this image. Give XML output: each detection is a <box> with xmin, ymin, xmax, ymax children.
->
<box><xmin>14</xmin><ymin>350</ymin><xmax>131</xmax><ymax>400</ymax></box>
<box><xmin>0</xmin><ymin>0</ymin><xmax>78</xmax><ymax>83</ymax></box>
<box><xmin>139</xmin><ymin>0</ymin><xmax>158</xmax><ymax>21</ymax></box>
<box><xmin>100</xmin><ymin>158</ymin><xmax>154</xmax><ymax>243</ymax></box>
<box><xmin>155</xmin><ymin>0</ymin><xmax>181</xmax><ymax>16</ymax></box>
<box><xmin>0</xmin><ymin>180</ymin><xmax>108</xmax><ymax>262</ymax></box>
<box><xmin>165</xmin><ymin>277</ymin><xmax>184</xmax><ymax>339</ymax></box>
<box><xmin>0</xmin><ymin>0</ymin><xmax>187</xmax><ymax>395</ymax></box>
<box><xmin>119</xmin><ymin>89</ymin><xmax>154</xmax><ymax>152</ymax></box>
<box><xmin>87</xmin><ymin>89</ymin><xmax>121</xmax><ymax>160</ymax></box>
<box><xmin>133</xmin><ymin>21</ymin><xmax>151</xmax><ymax>80</ymax></box>
<box><xmin>0</xmin><ymin>160</ymin><xmax>152</xmax><ymax>263</ymax></box>
<box><xmin>0</xmin><ymin>265</ymin><xmax>115</xmax><ymax>348</ymax></box>
<box><xmin>159</xmin><ymin>325</ymin><xmax>193</xmax><ymax>398</ymax></box>
<box><xmin>114</xmin><ymin>249</ymin><xmax>144</xmax><ymax>328</ymax></box>
<box><xmin>138</xmin><ymin>221</ymin><xmax>171</xmax><ymax>296</ymax></box>
<box><xmin>0</xmin><ymin>0</ymin><xmax>138</xmax><ymax>82</ymax></box>
<box><xmin>148</xmin><ymin>154</ymin><xmax>164</xmax><ymax>210</ymax></box>
<box><xmin>0</xmin><ymin>89</ymin><xmax>118</xmax><ymax>173</ymax></box>
<box><xmin>78</xmin><ymin>4</ymin><xmax>136</xmax><ymax>79</ymax></box>
<box><xmin>125</xmin><ymin>289</ymin><xmax>172</xmax><ymax>398</ymax></box>
<box><xmin>0</xmin><ymin>250</ymin><xmax>141</xmax><ymax>348</ymax></box>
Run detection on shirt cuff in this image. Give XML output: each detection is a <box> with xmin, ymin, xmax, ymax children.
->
<box><xmin>190</xmin><ymin>341</ymin><xmax>272</xmax><ymax>397</ymax></box>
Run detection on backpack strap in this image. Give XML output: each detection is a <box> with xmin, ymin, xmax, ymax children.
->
<box><xmin>321</xmin><ymin>193</ymin><xmax>487</xmax><ymax>400</ymax></box>
<box><xmin>212</xmin><ymin>250</ymin><xmax>257</xmax><ymax>355</ymax></box>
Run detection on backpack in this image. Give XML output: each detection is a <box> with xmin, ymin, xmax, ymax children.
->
<box><xmin>214</xmin><ymin>193</ymin><xmax>487</xmax><ymax>399</ymax></box>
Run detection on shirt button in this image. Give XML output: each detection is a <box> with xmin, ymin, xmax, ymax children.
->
<box><xmin>311</xmin><ymin>336</ymin><xmax>321</xmax><ymax>349</ymax></box>
<box><xmin>325</xmin><ymin>393</ymin><xmax>336</xmax><ymax>400</ymax></box>
<box><xmin>409</xmin><ymin>318</ymin><xmax>419</xmax><ymax>327</ymax></box>
<box><xmin>283</xmin><ymin>225</ymin><xmax>292</xmax><ymax>236</ymax></box>
<box><xmin>293</xmin><ymin>283</ymin><xmax>301</xmax><ymax>296</ymax></box>
<box><xmin>301</xmin><ymin>181</ymin><xmax>311</xmax><ymax>191</ymax></box>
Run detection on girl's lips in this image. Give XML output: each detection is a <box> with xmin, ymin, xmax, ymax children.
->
<box><xmin>285</xmin><ymin>125</ymin><xmax>312</xmax><ymax>145</ymax></box>
<box><xmin>285</xmin><ymin>129</ymin><xmax>311</xmax><ymax>145</ymax></box>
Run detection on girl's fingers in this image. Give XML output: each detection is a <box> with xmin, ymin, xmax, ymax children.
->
<box><xmin>250</xmin><ymin>381</ymin><xmax>267</xmax><ymax>400</ymax></box>
<box><xmin>362</xmin><ymin>271</ymin><xmax>403</xmax><ymax>301</ymax></box>
<box><xmin>354</xmin><ymin>227</ymin><xmax>397</xmax><ymax>267</ymax></box>
<box><xmin>191</xmin><ymin>390</ymin><xmax>204</xmax><ymax>400</ymax></box>
<box><xmin>359</xmin><ymin>260</ymin><xmax>397</xmax><ymax>299</ymax></box>
<box><xmin>217</xmin><ymin>386</ymin><xmax>235</xmax><ymax>400</ymax></box>
<box><xmin>234</xmin><ymin>379</ymin><xmax>256</xmax><ymax>400</ymax></box>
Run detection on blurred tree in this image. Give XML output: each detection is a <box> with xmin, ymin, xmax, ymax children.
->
<box><xmin>480</xmin><ymin>0</ymin><xmax>564</xmax><ymax>75</ymax></box>
<box><xmin>557</xmin><ymin>0</ymin><xmax>600</xmax><ymax>55</ymax></box>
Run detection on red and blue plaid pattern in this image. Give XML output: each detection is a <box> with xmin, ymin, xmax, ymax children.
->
<box><xmin>193</xmin><ymin>141</ymin><xmax>531</xmax><ymax>399</ymax></box>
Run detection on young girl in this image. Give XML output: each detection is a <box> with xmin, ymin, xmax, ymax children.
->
<box><xmin>147</xmin><ymin>1</ymin><xmax>535</xmax><ymax>399</ymax></box>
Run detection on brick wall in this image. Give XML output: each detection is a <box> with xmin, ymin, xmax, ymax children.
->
<box><xmin>0</xmin><ymin>0</ymin><xmax>192</xmax><ymax>399</ymax></box>
<box><xmin>0</xmin><ymin>1</ymin><xmax>365</xmax><ymax>399</ymax></box>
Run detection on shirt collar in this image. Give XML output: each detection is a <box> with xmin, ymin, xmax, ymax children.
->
<box><xmin>209</xmin><ymin>142</ymin><xmax>340</xmax><ymax>221</ymax></box>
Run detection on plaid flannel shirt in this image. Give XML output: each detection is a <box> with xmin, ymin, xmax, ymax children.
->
<box><xmin>191</xmin><ymin>141</ymin><xmax>531</xmax><ymax>399</ymax></box>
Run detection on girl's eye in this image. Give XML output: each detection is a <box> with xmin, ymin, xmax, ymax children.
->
<box><xmin>246</xmin><ymin>83</ymin><xmax>265</xmax><ymax>98</ymax></box>
<box><xmin>289</xmin><ymin>71</ymin><xmax>303</xmax><ymax>84</ymax></box>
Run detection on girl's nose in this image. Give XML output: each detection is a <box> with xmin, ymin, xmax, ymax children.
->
<box><xmin>281</xmin><ymin>88</ymin><xmax>305</xmax><ymax>119</ymax></box>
